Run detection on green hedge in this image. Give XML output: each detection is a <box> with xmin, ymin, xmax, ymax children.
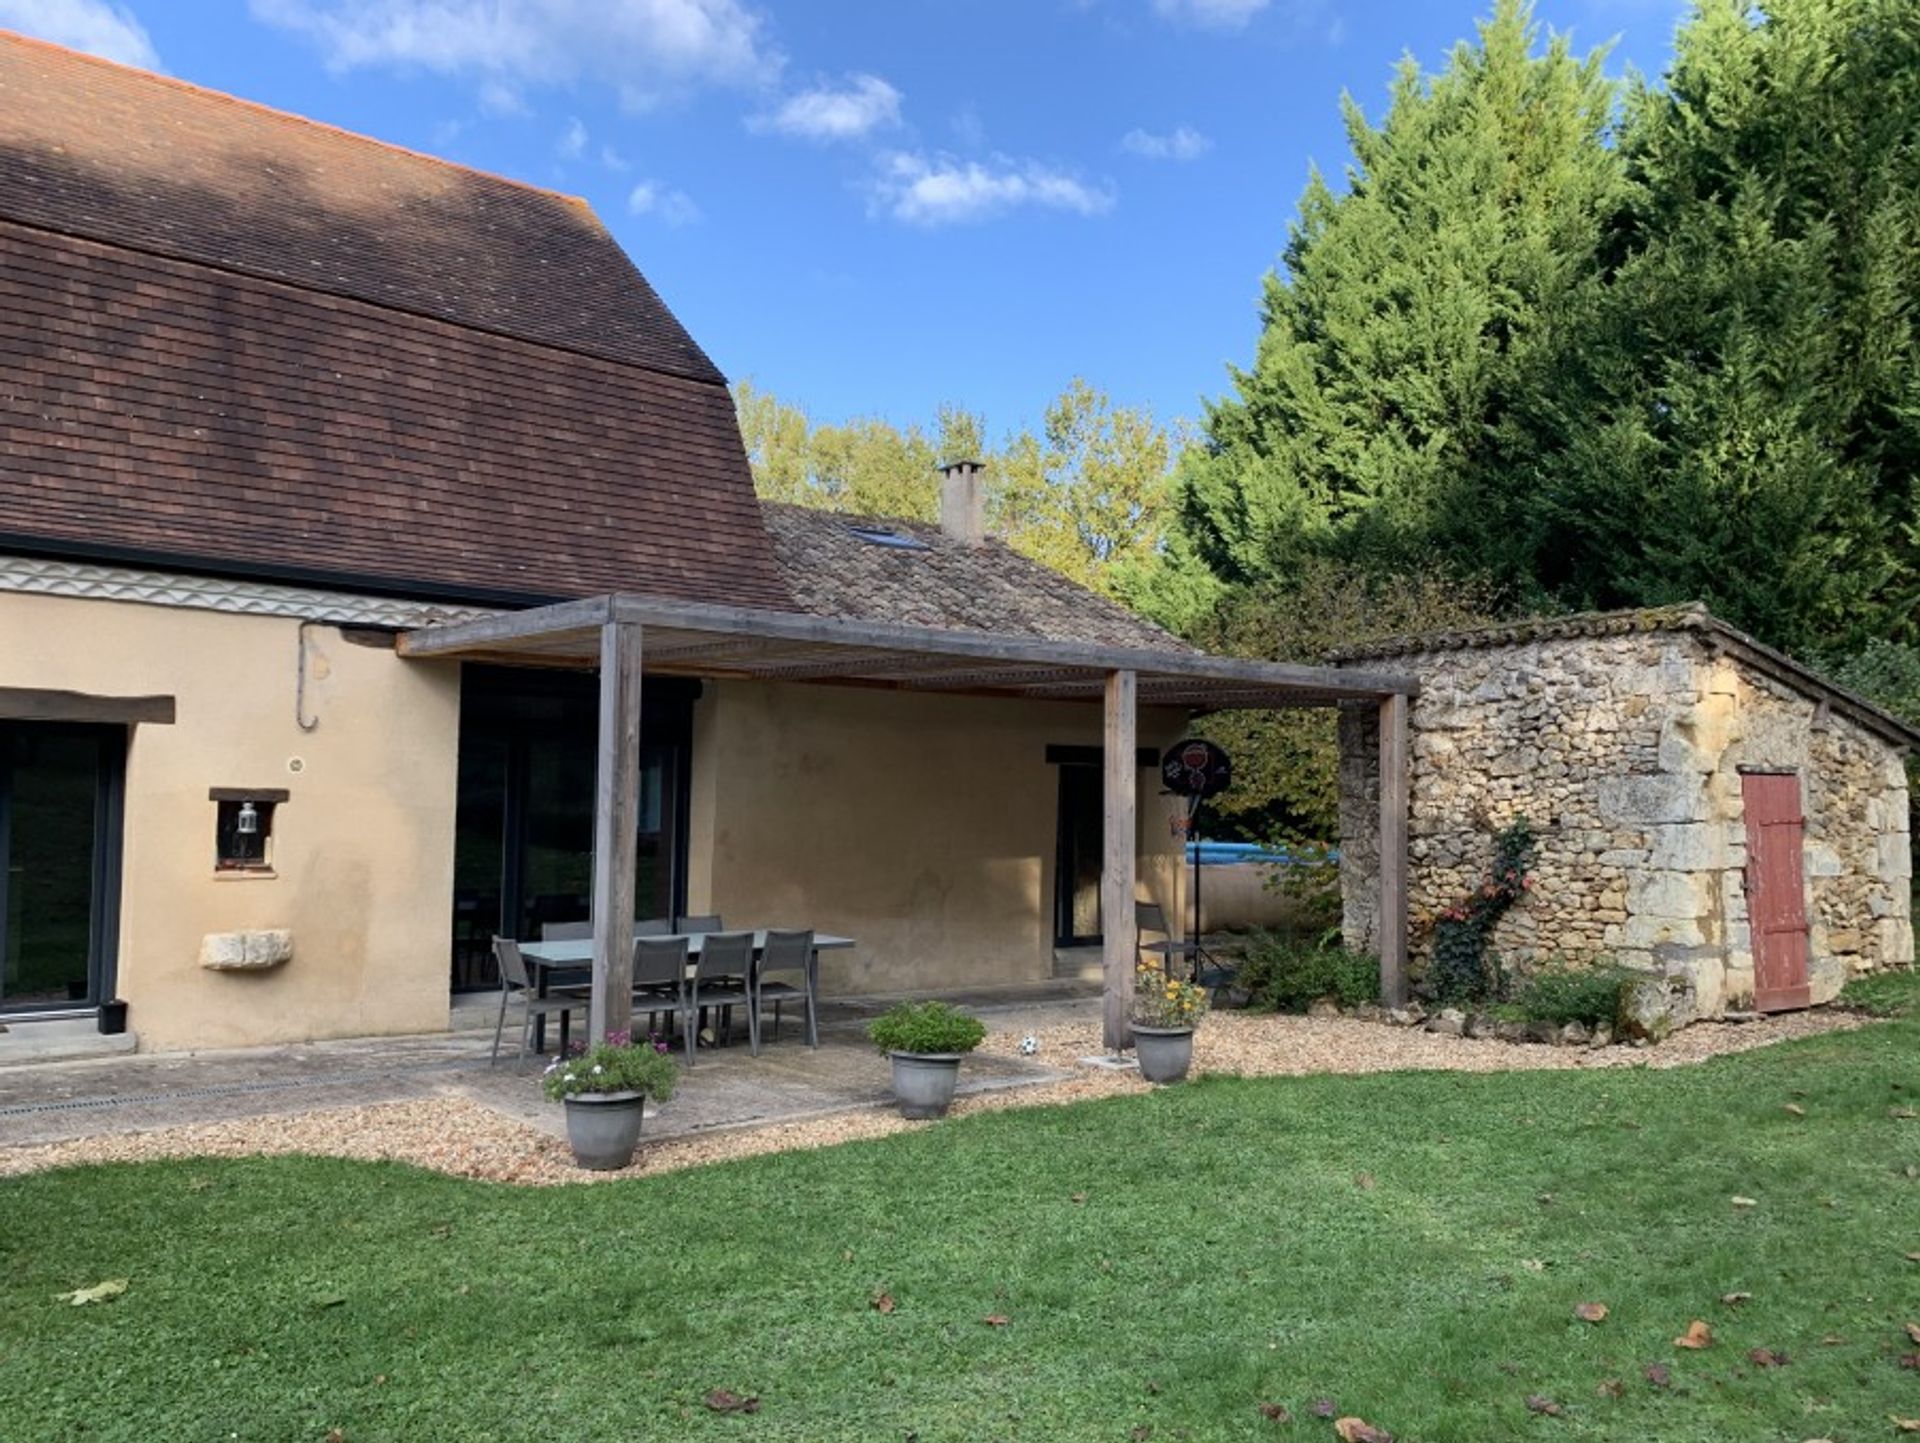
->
<box><xmin>1496</xmin><ymin>960</ymin><xmax>1635</xmax><ymax>1029</ymax></box>
<box><xmin>1238</xmin><ymin>933</ymin><xmax>1380</xmax><ymax>1013</ymax></box>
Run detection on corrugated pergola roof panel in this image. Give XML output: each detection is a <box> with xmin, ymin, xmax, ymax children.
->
<box><xmin>396</xmin><ymin>594</ymin><xmax>1418</xmax><ymax>710</ymax></box>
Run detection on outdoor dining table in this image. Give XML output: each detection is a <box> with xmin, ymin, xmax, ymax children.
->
<box><xmin>519</xmin><ymin>931</ymin><xmax>855</xmax><ymax>1052</ymax></box>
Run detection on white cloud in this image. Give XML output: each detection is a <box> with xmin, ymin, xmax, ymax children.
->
<box><xmin>599</xmin><ymin>143</ymin><xmax>629</xmax><ymax>172</ymax></box>
<box><xmin>872</xmin><ymin>151</ymin><xmax>1114</xmax><ymax>227</ymax></box>
<box><xmin>1120</xmin><ymin>124</ymin><xmax>1211</xmax><ymax>161</ymax></box>
<box><xmin>557</xmin><ymin>116</ymin><xmax>588</xmax><ymax>159</ymax></box>
<box><xmin>627</xmin><ymin>179</ymin><xmax>700</xmax><ymax>226</ymax></box>
<box><xmin>249</xmin><ymin>0</ymin><xmax>778</xmax><ymax>107</ymax></box>
<box><xmin>0</xmin><ymin>0</ymin><xmax>161</xmax><ymax>69</ymax></box>
<box><xmin>752</xmin><ymin>72</ymin><xmax>901</xmax><ymax>142</ymax></box>
<box><xmin>1151</xmin><ymin>0</ymin><xmax>1269</xmax><ymax>29</ymax></box>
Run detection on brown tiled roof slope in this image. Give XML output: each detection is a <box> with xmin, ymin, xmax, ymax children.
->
<box><xmin>760</xmin><ymin>502</ymin><xmax>1191</xmax><ymax>651</ymax></box>
<box><xmin>0</xmin><ymin>34</ymin><xmax>718</xmax><ymax>381</ymax></box>
<box><xmin>1332</xmin><ymin>603</ymin><xmax>1920</xmax><ymax>751</ymax></box>
<box><xmin>0</xmin><ymin>33</ymin><xmax>792</xmax><ymax>610</ymax></box>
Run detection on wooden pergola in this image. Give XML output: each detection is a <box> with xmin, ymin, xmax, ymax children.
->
<box><xmin>398</xmin><ymin>594</ymin><xmax>1418</xmax><ymax>1050</ymax></box>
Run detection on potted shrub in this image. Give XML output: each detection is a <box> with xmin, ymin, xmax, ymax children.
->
<box><xmin>542</xmin><ymin>1033</ymin><xmax>678</xmax><ymax>1171</ymax></box>
<box><xmin>869</xmin><ymin>1001</ymin><xmax>987</xmax><ymax>1119</ymax></box>
<box><xmin>1130</xmin><ymin>964</ymin><xmax>1209</xmax><ymax>1083</ymax></box>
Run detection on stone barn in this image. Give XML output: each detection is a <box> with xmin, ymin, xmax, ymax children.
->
<box><xmin>1334</xmin><ymin>606</ymin><xmax>1916</xmax><ymax>1016</ymax></box>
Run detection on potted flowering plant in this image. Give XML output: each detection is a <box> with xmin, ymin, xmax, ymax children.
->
<box><xmin>1129</xmin><ymin>964</ymin><xmax>1209</xmax><ymax>1083</ymax></box>
<box><xmin>868</xmin><ymin>1001</ymin><xmax>987</xmax><ymax>1120</ymax></box>
<box><xmin>542</xmin><ymin>1032</ymin><xmax>678</xmax><ymax>1171</ymax></box>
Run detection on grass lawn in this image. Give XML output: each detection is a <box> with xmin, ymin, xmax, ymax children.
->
<box><xmin>5</xmin><ymin>1018</ymin><xmax>1920</xmax><ymax>1441</ymax></box>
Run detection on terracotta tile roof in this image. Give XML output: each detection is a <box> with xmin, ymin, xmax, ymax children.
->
<box><xmin>0</xmin><ymin>32</ymin><xmax>719</xmax><ymax>382</ymax></box>
<box><xmin>760</xmin><ymin>502</ymin><xmax>1191</xmax><ymax>651</ymax></box>
<box><xmin>0</xmin><ymin>32</ymin><xmax>792</xmax><ymax>610</ymax></box>
<box><xmin>0</xmin><ymin>221</ymin><xmax>790</xmax><ymax>607</ymax></box>
<box><xmin>1332</xmin><ymin>604</ymin><xmax>1920</xmax><ymax>751</ymax></box>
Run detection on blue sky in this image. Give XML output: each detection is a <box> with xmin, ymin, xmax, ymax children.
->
<box><xmin>5</xmin><ymin>0</ymin><xmax>1686</xmax><ymax>442</ymax></box>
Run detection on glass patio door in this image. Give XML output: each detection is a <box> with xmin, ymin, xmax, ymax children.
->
<box><xmin>450</xmin><ymin>667</ymin><xmax>694</xmax><ymax>991</ymax></box>
<box><xmin>0</xmin><ymin>722</ymin><xmax>121</xmax><ymax>1011</ymax></box>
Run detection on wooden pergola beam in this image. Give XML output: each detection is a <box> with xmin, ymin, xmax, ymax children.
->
<box><xmin>1101</xmin><ymin>670</ymin><xmax>1138</xmax><ymax>1053</ymax></box>
<box><xmin>589</xmin><ymin>619</ymin><xmax>643</xmax><ymax>1042</ymax></box>
<box><xmin>1377</xmin><ymin>692</ymin><xmax>1410</xmax><ymax>1008</ymax></box>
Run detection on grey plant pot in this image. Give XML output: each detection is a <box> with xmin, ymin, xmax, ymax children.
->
<box><xmin>888</xmin><ymin>1051</ymin><xmax>964</xmax><ymax>1120</ymax></box>
<box><xmin>1131</xmin><ymin>1025</ymin><xmax>1195</xmax><ymax>1084</ymax></box>
<box><xmin>562</xmin><ymin>1090</ymin><xmax>646</xmax><ymax>1171</ymax></box>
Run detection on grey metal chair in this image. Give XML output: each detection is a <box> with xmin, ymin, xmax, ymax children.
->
<box><xmin>1136</xmin><ymin>901</ymin><xmax>1199</xmax><ymax>980</ymax></box>
<box><xmin>490</xmin><ymin>936</ymin><xmax>583</xmax><ymax>1066</ymax></box>
<box><xmin>632</xmin><ymin>935</ymin><xmax>690</xmax><ymax>1043</ymax></box>
<box><xmin>686</xmin><ymin>931</ymin><xmax>755</xmax><ymax>1062</ymax></box>
<box><xmin>754</xmin><ymin>929</ymin><xmax>818</xmax><ymax>1050</ymax></box>
<box><xmin>541</xmin><ymin>920</ymin><xmax>593</xmax><ymax>941</ymax></box>
<box><xmin>635</xmin><ymin>917</ymin><xmax>673</xmax><ymax>938</ymax></box>
<box><xmin>675</xmin><ymin>913</ymin><xmax>723</xmax><ymax>934</ymax></box>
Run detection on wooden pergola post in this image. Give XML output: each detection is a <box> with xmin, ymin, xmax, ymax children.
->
<box><xmin>1101</xmin><ymin>669</ymin><xmax>1137</xmax><ymax>1052</ymax></box>
<box><xmin>589</xmin><ymin>619</ymin><xmax>643</xmax><ymax>1043</ymax></box>
<box><xmin>1377</xmin><ymin>690</ymin><xmax>1409</xmax><ymax>1008</ymax></box>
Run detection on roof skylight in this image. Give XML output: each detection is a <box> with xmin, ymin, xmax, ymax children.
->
<box><xmin>846</xmin><ymin>523</ymin><xmax>931</xmax><ymax>552</ymax></box>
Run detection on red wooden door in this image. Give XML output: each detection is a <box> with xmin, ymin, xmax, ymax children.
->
<box><xmin>1742</xmin><ymin>772</ymin><xmax>1811</xmax><ymax>1012</ymax></box>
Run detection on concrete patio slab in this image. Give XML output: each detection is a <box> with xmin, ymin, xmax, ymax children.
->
<box><xmin>0</xmin><ymin>984</ymin><xmax>1101</xmax><ymax>1150</ymax></box>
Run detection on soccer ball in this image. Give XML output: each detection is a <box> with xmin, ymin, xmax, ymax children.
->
<box><xmin>1019</xmin><ymin>1034</ymin><xmax>1038</xmax><ymax>1056</ymax></box>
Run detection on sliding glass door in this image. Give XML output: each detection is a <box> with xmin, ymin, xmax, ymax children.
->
<box><xmin>450</xmin><ymin>667</ymin><xmax>694</xmax><ymax>991</ymax></box>
<box><xmin>0</xmin><ymin>722</ymin><xmax>123</xmax><ymax>1012</ymax></box>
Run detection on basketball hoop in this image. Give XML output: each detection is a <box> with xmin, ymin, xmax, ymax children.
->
<box><xmin>1159</xmin><ymin>738</ymin><xmax>1233</xmax><ymax>990</ymax></box>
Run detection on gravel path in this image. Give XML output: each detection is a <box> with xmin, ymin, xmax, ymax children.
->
<box><xmin>0</xmin><ymin>1009</ymin><xmax>1864</xmax><ymax>1186</ymax></box>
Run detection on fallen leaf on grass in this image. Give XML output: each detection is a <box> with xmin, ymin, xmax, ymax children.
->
<box><xmin>1893</xmin><ymin>1418</ymin><xmax>1920</xmax><ymax>1433</ymax></box>
<box><xmin>1521</xmin><ymin>1259</ymin><xmax>1546</xmax><ymax>1272</ymax></box>
<box><xmin>1354</xmin><ymin>1172</ymin><xmax>1376</xmax><ymax>1190</ymax></box>
<box><xmin>1333</xmin><ymin>1418</ymin><xmax>1393</xmax><ymax>1443</ymax></box>
<box><xmin>1310</xmin><ymin>1398</ymin><xmax>1337</xmax><ymax>1418</ymax></box>
<box><xmin>55</xmin><ymin>1279</ymin><xmax>127</xmax><ymax>1306</ymax></box>
<box><xmin>871</xmin><ymin>1291</ymin><xmax>895</xmax><ymax>1314</ymax></box>
<box><xmin>1820</xmin><ymin>1334</ymin><xmax>1845</xmax><ymax>1346</ymax></box>
<box><xmin>1721</xmin><ymin>1291</ymin><xmax>1753</xmax><ymax>1306</ymax></box>
<box><xmin>1070</xmin><ymin>1192</ymin><xmax>1087</xmax><ymax>1205</ymax></box>
<box><xmin>1130</xmin><ymin>1426</ymin><xmax>1153</xmax><ymax>1441</ymax></box>
<box><xmin>1731</xmin><ymin>1196</ymin><xmax>1758</xmax><ymax>1209</ymax></box>
<box><xmin>1747</xmin><ymin>1347</ymin><xmax>1789</xmax><ymax>1368</ymax></box>
<box><xmin>703</xmin><ymin>1389</ymin><xmax>760</xmax><ymax>1415</ymax></box>
<box><xmin>325</xmin><ymin>1431</ymin><xmax>345</xmax><ymax>1443</ymax></box>
<box><xmin>1574</xmin><ymin>1302</ymin><xmax>1609</xmax><ymax>1323</ymax></box>
<box><xmin>1595</xmin><ymin>1378</ymin><xmax>1624</xmax><ymax>1399</ymax></box>
<box><xmin>1257</xmin><ymin>1402</ymin><xmax>1290</xmax><ymax>1422</ymax></box>
<box><xmin>981</xmin><ymin>1314</ymin><xmax>1010</xmax><ymax>1327</ymax></box>
<box><xmin>1783</xmin><ymin>1103</ymin><xmax>1806</xmax><ymax>1117</ymax></box>
<box><xmin>1890</xmin><ymin>1107</ymin><xmax>1917</xmax><ymax>1120</ymax></box>
<box><xmin>1900</xmin><ymin>1353</ymin><xmax>1920</xmax><ymax>1370</ymax></box>
<box><xmin>1905</xmin><ymin>1322</ymin><xmax>1920</xmax><ymax>1345</ymax></box>
<box><xmin>1675</xmin><ymin>1320</ymin><xmax>1714</xmax><ymax>1349</ymax></box>
<box><xmin>1644</xmin><ymin>1364</ymin><xmax>1672</xmax><ymax>1389</ymax></box>
<box><xmin>1525</xmin><ymin>1395</ymin><xmax>1565</xmax><ymax>1417</ymax></box>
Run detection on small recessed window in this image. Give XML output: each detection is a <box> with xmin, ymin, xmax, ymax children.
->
<box><xmin>845</xmin><ymin>523</ymin><xmax>931</xmax><ymax>551</ymax></box>
<box><xmin>210</xmin><ymin>788</ymin><xmax>287</xmax><ymax>872</ymax></box>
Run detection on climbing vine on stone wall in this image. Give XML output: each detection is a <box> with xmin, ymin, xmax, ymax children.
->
<box><xmin>1429</xmin><ymin>820</ymin><xmax>1537</xmax><ymax>1005</ymax></box>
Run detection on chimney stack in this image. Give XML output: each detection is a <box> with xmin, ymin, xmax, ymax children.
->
<box><xmin>938</xmin><ymin>458</ymin><xmax>986</xmax><ymax>545</ymax></box>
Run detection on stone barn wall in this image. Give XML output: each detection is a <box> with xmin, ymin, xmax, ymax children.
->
<box><xmin>1338</xmin><ymin>615</ymin><xmax>1912</xmax><ymax>1015</ymax></box>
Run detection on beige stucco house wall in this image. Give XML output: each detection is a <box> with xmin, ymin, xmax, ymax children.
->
<box><xmin>1</xmin><ymin>588</ymin><xmax>1190</xmax><ymax>1051</ymax></box>
<box><xmin>1337</xmin><ymin>610</ymin><xmax>1914</xmax><ymax>1016</ymax></box>
<box><xmin>688</xmin><ymin>680</ymin><xmax>1187</xmax><ymax>995</ymax></box>
<box><xmin>0</xmin><ymin>590</ymin><xmax>461</xmax><ymax>1050</ymax></box>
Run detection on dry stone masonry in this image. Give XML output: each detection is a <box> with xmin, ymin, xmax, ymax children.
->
<box><xmin>1336</xmin><ymin>607</ymin><xmax>1914</xmax><ymax>1018</ymax></box>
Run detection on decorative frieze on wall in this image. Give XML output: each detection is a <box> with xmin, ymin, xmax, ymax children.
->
<box><xmin>0</xmin><ymin>555</ymin><xmax>496</xmax><ymax>628</ymax></box>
